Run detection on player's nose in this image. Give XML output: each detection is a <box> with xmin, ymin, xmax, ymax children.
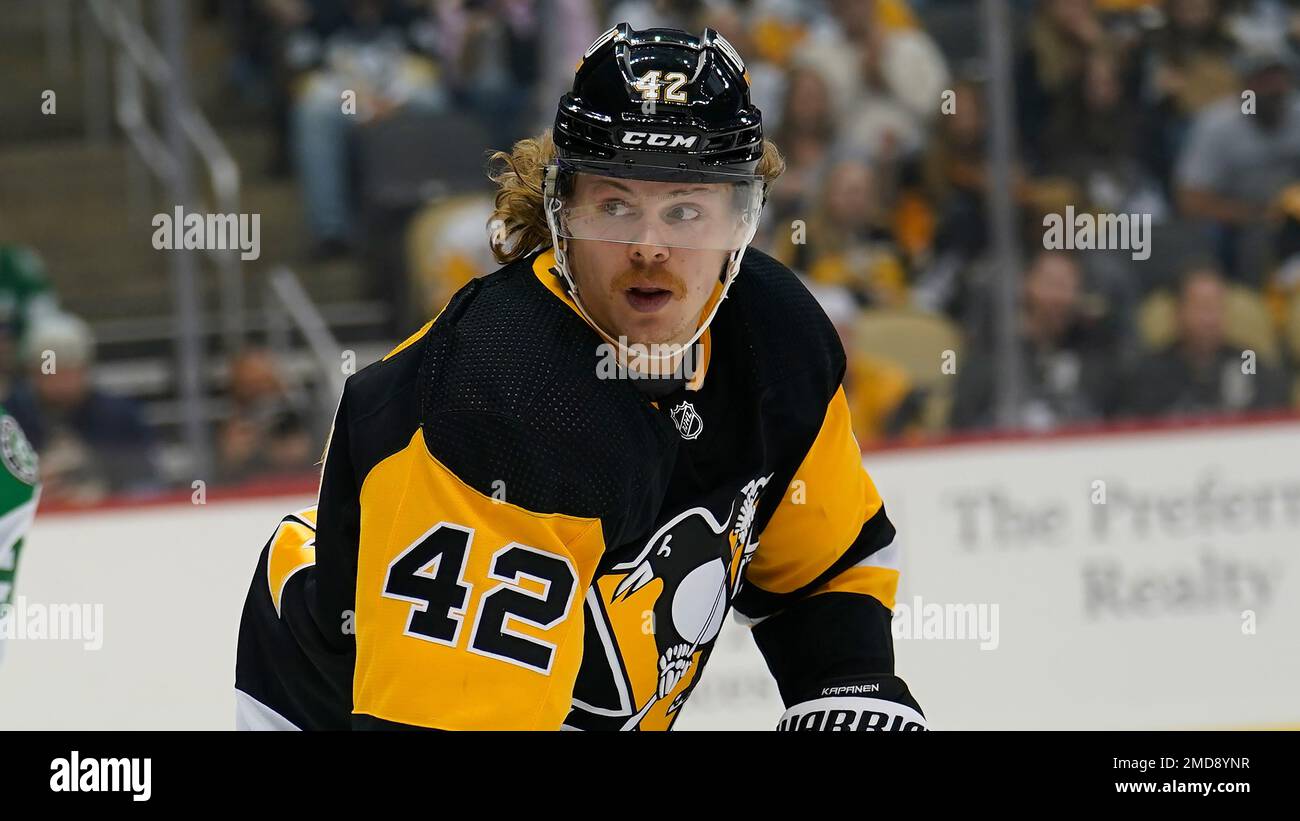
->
<box><xmin>627</xmin><ymin>236</ymin><xmax>671</xmax><ymax>264</ymax></box>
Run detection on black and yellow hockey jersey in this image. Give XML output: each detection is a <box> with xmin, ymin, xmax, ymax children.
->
<box><xmin>235</xmin><ymin>246</ymin><xmax>901</xmax><ymax>730</ymax></box>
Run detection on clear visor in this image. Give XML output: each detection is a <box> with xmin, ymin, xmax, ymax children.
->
<box><xmin>547</xmin><ymin>160</ymin><xmax>764</xmax><ymax>252</ymax></box>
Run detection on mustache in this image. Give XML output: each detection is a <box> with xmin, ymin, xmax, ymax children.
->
<box><xmin>610</xmin><ymin>267</ymin><xmax>687</xmax><ymax>298</ymax></box>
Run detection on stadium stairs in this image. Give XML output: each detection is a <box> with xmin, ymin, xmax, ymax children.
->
<box><xmin>0</xmin><ymin>2</ymin><xmax>394</xmax><ymax>483</ymax></box>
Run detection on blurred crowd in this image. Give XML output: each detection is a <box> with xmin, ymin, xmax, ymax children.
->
<box><xmin>5</xmin><ymin>0</ymin><xmax>1300</xmax><ymax>503</ymax></box>
<box><xmin>390</xmin><ymin>0</ymin><xmax>1300</xmax><ymax>443</ymax></box>
<box><xmin>0</xmin><ymin>245</ymin><xmax>319</xmax><ymax>504</ymax></box>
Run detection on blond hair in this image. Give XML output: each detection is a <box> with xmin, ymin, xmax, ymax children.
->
<box><xmin>485</xmin><ymin>129</ymin><xmax>787</xmax><ymax>264</ymax></box>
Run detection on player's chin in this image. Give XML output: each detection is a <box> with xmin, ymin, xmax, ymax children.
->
<box><xmin>614</xmin><ymin>312</ymin><xmax>688</xmax><ymax>347</ymax></box>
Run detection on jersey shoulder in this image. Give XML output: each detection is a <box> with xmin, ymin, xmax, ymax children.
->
<box><xmin>320</xmin><ymin>319</ymin><xmax>427</xmax><ymax>504</ymax></box>
<box><xmin>725</xmin><ymin>246</ymin><xmax>847</xmax><ymax>399</ymax></box>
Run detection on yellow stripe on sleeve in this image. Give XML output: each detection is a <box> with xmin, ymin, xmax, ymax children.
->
<box><xmin>747</xmin><ymin>386</ymin><xmax>883</xmax><ymax>594</ymax></box>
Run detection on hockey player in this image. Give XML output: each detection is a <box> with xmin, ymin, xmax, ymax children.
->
<box><xmin>0</xmin><ymin>406</ymin><xmax>41</xmax><ymax>666</ymax></box>
<box><xmin>236</xmin><ymin>23</ymin><xmax>925</xmax><ymax>731</ymax></box>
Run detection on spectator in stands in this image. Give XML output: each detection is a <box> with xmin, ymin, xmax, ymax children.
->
<box><xmin>224</xmin><ymin>0</ymin><xmax>317</xmax><ymax>177</ymax></box>
<box><xmin>699</xmin><ymin>2</ymin><xmax>788</xmax><ymax>135</ymax></box>
<box><xmin>1265</xmin><ymin>181</ymin><xmax>1300</xmax><ymax>340</ymax></box>
<box><xmin>922</xmin><ymin>77</ymin><xmax>990</xmax><ymax>249</ymax></box>
<box><xmin>797</xmin><ymin>0</ymin><xmax>950</xmax><ymax>164</ymax></box>
<box><xmin>1032</xmin><ymin>47</ymin><xmax>1164</xmax><ymax>342</ymax></box>
<box><xmin>0</xmin><ymin>244</ymin><xmax>59</xmax><ymax>399</ymax></box>
<box><xmin>3</xmin><ymin>312</ymin><xmax>162</xmax><ymax>505</ymax></box>
<box><xmin>916</xmin><ymin>75</ymin><xmax>1001</xmax><ymax>319</ymax></box>
<box><xmin>763</xmin><ymin>63</ymin><xmax>837</xmax><ymax>241</ymax></box>
<box><xmin>1175</xmin><ymin>43</ymin><xmax>1300</xmax><ymax>284</ymax></box>
<box><xmin>916</xmin><ymin>76</ymin><xmax>1082</xmax><ymax>320</ymax></box>
<box><xmin>1140</xmin><ymin>0</ymin><xmax>1239</xmax><ymax>191</ymax></box>
<box><xmin>772</xmin><ymin>152</ymin><xmax>911</xmax><ymax>308</ymax></box>
<box><xmin>286</xmin><ymin>0</ymin><xmax>447</xmax><ymax>257</ymax></box>
<box><xmin>950</xmin><ymin>249</ymin><xmax>1120</xmax><ymax>431</ymax></box>
<box><xmin>432</xmin><ymin>0</ymin><xmax>544</xmax><ymax>149</ymax></box>
<box><xmin>806</xmin><ymin>282</ymin><xmax>926</xmax><ymax>445</ymax></box>
<box><xmin>1045</xmin><ymin>46</ymin><xmax>1167</xmax><ymax>218</ymax></box>
<box><xmin>406</xmin><ymin>193</ymin><xmax>497</xmax><ymax>322</ymax></box>
<box><xmin>1224</xmin><ymin>0</ymin><xmax>1300</xmax><ymax>53</ymax></box>
<box><xmin>1120</xmin><ymin>265</ymin><xmax>1291</xmax><ymax>417</ymax></box>
<box><xmin>1016</xmin><ymin>0</ymin><xmax>1108</xmax><ymax>164</ymax></box>
<box><xmin>217</xmin><ymin>348</ymin><xmax>316</xmax><ymax>483</ymax></box>
<box><xmin>531</xmin><ymin>0</ymin><xmax>601</xmax><ymax>134</ymax></box>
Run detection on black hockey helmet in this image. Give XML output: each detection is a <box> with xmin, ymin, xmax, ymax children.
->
<box><xmin>542</xmin><ymin>23</ymin><xmax>769</xmax><ymax>352</ymax></box>
<box><xmin>553</xmin><ymin>23</ymin><xmax>765</xmax><ymax>178</ymax></box>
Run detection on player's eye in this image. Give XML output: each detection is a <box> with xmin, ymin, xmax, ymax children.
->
<box><xmin>598</xmin><ymin>199</ymin><xmax>636</xmax><ymax>218</ymax></box>
<box><xmin>663</xmin><ymin>203</ymin><xmax>703</xmax><ymax>223</ymax></box>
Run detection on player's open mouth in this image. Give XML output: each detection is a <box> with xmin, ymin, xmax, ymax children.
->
<box><xmin>624</xmin><ymin>286</ymin><xmax>674</xmax><ymax>313</ymax></box>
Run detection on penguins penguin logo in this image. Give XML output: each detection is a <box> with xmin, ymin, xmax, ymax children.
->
<box><xmin>610</xmin><ymin>504</ymin><xmax>733</xmax><ymax>727</ymax></box>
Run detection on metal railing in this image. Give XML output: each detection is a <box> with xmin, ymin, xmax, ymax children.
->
<box><xmin>265</xmin><ymin>267</ymin><xmax>347</xmax><ymax>426</ymax></box>
<box><xmin>85</xmin><ymin>0</ymin><xmax>245</xmax><ymax>351</ymax></box>
<box><xmin>66</xmin><ymin>0</ymin><xmax>351</xmax><ymax>474</ymax></box>
<box><xmin>70</xmin><ymin>0</ymin><xmax>225</xmax><ymax>476</ymax></box>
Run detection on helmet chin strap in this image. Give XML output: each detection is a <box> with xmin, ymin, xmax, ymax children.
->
<box><xmin>550</xmin><ymin>239</ymin><xmax>746</xmax><ymax>359</ymax></box>
<box><xmin>543</xmin><ymin>172</ymin><xmax>761</xmax><ymax>365</ymax></box>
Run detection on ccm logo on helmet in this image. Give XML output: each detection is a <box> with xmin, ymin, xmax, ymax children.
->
<box><xmin>620</xmin><ymin>131</ymin><xmax>699</xmax><ymax>148</ymax></box>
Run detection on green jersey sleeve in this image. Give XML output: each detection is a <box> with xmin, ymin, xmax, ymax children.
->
<box><xmin>0</xmin><ymin>407</ymin><xmax>41</xmax><ymax>609</ymax></box>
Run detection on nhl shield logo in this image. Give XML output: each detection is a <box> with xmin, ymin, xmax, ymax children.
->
<box><xmin>669</xmin><ymin>401</ymin><xmax>703</xmax><ymax>440</ymax></box>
